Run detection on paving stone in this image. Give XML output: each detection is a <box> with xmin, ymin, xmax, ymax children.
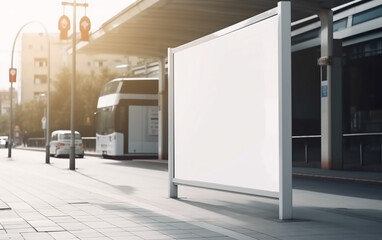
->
<box><xmin>98</xmin><ymin>230</ymin><xmax>136</xmax><ymax>237</ymax></box>
<box><xmin>5</xmin><ymin>227</ymin><xmax>36</xmax><ymax>233</ymax></box>
<box><xmin>28</xmin><ymin>219</ymin><xmax>58</xmax><ymax>227</ymax></box>
<box><xmin>21</xmin><ymin>232</ymin><xmax>55</xmax><ymax>240</ymax></box>
<box><xmin>70</xmin><ymin>228</ymin><xmax>107</xmax><ymax>238</ymax></box>
<box><xmin>0</xmin><ymin>199</ymin><xmax>11</xmax><ymax>210</ymax></box>
<box><xmin>123</xmin><ymin>226</ymin><xmax>152</xmax><ymax>232</ymax></box>
<box><xmin>83</xmin><ymin>221</ymin><xmax>115</xmax><ymax>229</ymax></box>
<box><xmin>110</xmin><ymin>236</ymin><xmax>143</xmax><ymax>240</ymax></box>
<box><xmin>49</xmin><ymin>215</ymin><xmax>76</xmax><ymax>223</ymax></box>
<box><xmin>112</xmin><ymin>220</ymin><xmax>142</xmax><ymax>228</ymax></box>
<box><xmin>164</xmin><ymin>232</ymin><xmax>200</xmax><ymax>239</ymax></box>
<box><xmin>48</xmin><ymin>231</ymin><xmax>79</xmax><ymax>240</ymax></box>
<box><xmin>35</xmin><ymin>225</ymin><xmax>65</xmax><ymax>232</ymax></box>
<box><xmin>2</xmin><ymin>223</ymin><xmax>31</xmax><ymax>229</ymax></box>
<box><xmin>0</xmin><ymin>233</ymin><xmax>24</xmax><ymax>240</ymax></box>
<box><xmin>132</xmin><ymin>230</ymin><xmax>173</xmax><ymax>240</ymax></box>
<box><xmin>57</xmin><ymin>222</ymin><xmax>88</xmax><ymax>231</ymax></box>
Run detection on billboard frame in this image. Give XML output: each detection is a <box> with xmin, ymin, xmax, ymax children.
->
<box><xmin>168</xmin><ymin>1</ymin><xmax>292</xmax><ymax>220</ymax></box>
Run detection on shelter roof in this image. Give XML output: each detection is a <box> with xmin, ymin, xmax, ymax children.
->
<box><xmin>77</xmin><ymin>0</ymin><xmax>353</xmax><ymax>57</ymax></box>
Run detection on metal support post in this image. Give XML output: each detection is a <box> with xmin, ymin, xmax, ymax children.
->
<box><xmin>8</xmin><ymin>84</ymin><xmax>13</xmax><ymax>157</ymax></box>
<box><xmin>318</xmin><ymin>9</ymin><xmax>343</xmax><ymax>170</ymax></box>
<box><xmin>158</xmin><ymin>58</ymin><xmax>168</xmax><ymax>160</ymax></box>
<box><xmin>45</xmin><ymin>29</ymin><xmax>51</xmax><ymax>164</ymax></box>
<box><xmin>319</xmin><ymin>9</ymin><xmax>333</xmax><ymax>169</ymax></box>
<box><xmin>278</xmin><ymin>1</ymin><xmax>292</xmax><ymax>220</ymax></box>
<box><xmin>69</xmin><ymin>0</ymin><xmax>77</xmax><ymax>170</ymax></box>
<box><xmin>62</xmin><ymin>0</ymin><xmax>88</xmax><ymax>170</ymax></box>
<box><xmin>359</xmin><ymin>143</ymin><xmax>363</xmax><ymax>166</ymax></box>
<box><xmin>168</xmin><ymin>48</ymin><xmax>178</xmax><ymax>199</ymax></box>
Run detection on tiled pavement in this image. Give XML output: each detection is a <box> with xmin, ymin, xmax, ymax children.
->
<box><xmin>0</xmin><ymin>148</ymin><xmax>381</xmax><ymax>240</ymax></box>
<box><xmin>0</xmin><ymin>150</ymin><xmax>260</xmax><ymax>240</ymax></box>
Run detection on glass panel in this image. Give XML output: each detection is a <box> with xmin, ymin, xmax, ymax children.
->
<box><xmin>95</xmin><ymin>107</ymin><xmax>115</xmax><ymax>135</ymax></box>
<box><xmin>100</xmin><ymin>81</ymin><xmax>120</xmax><ymax>96</ymax></box>
<box><xmin>292</xmin><ymin>28</ymin><xmax>319</xmax><ymax>45</ymax></box>
<box><xmin>333</xmin><ymin>18</ymin><xmax>347</xmax><ymax>32</ymax></box>
<box><xmin>352</xmin><ymin>6</ymin><xmax>382</xmax><ymax>25</ymax></box>
<box><xmin>60</xmin><ymin>133</ymin><xmax>81</xmax><ymax>140</ymax></box>
<box><xmin>120</xmin><ymin>80</ymin><xmax>158</xmax><ymax>94</ymax></box>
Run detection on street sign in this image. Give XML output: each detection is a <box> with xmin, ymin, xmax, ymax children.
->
<box><xmin>41</xmin><ymin>116</ymin><xmax>46</xmax><ymax>130</ymax></box>
<box><xmin>9</xmin><ymin>68</ymin><xmax>17</xmax><ymax>83</ymax></box>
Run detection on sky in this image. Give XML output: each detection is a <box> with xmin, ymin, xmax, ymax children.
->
<box><xmin>0</xmin><ymin>0</ymin><xmax>135</xmax><ymax>91</ymax></box>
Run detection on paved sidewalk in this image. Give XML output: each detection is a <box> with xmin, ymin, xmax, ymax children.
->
<box><xmin>1</xmin><ymin>150</ymin><xmax>237</xmax><ymax>240</ymax></box>
<box><xmin>0</xmin><ymin>149</ymin><xmax>381</xmax><ymax>240</ymax></box>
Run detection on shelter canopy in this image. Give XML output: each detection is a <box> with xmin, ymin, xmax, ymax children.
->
<box><xmin>77</xmin><ymin>0</ymin><xmax>353</xmax><ymax>58</ymax></box>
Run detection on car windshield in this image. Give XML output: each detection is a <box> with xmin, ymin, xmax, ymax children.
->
<box><xmin>61</xmin><ymin>133</ymin><xmax>81</xmax><ymax>140</ymax></box>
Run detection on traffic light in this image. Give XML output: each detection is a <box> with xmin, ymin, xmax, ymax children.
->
<box><xmin>80</xmin><ymin>16</ymin><xmax>91</xmax><ymax>41</ymax></box>
<box><xmin>9</xmin><ymin>68</ymin><xmax>17</xmax><ymax>83</ymax></box>
<box><xmin>58</xmin><ymin>15</ymin><xmax>71</xmax><ymax>40</ymax></box>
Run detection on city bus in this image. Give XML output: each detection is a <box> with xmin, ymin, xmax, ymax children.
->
<box><xmin>95</xmin><ymin>78</ymin><xmax>159</xmax><ymax>159</ymax></box>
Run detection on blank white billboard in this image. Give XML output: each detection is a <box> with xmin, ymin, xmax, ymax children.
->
<box><xmin>174</xmin><ymin>15</ymin><xmax>279</xmax><ymax>194</ymax></box>
<box><xmin>169</xmin><ymin>2</ymin><xmax>291</xmax><ymax>219</ymax></box>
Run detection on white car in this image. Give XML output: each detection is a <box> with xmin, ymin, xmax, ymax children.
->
<box><xmin>49</xmin><ymin>130</ymin><xmax>84</xmax><ymax>158</ymax></box>
<box><xmin>0</xmin><ymin>136</ymin><xmax>8</xmax><ymax>148</ymax></box>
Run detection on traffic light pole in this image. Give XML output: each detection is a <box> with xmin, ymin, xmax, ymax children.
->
<box><xmin>61</xmin><ymin>0</ymin><xmax>88</xmax><ymax>170</ymax></box>
<box><xmin>8</xmin><ymin>27</ymin><xmax>21</xmax><ymax>158</ymax></box>
<box><xmin>8</xmin><ymin>83</ymin><xmax>13</xmax><ymax>158</ymax></box>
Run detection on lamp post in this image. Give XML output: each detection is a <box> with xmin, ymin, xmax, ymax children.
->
<box><xmin>61</xmin><ymin>0</ymin><xmax>88</xmax><ymax>170</ymax></box>
<box><xmin>9</xmin><ymin>21</ymin><xmax>50</xmax><ymax>161</ymax></box>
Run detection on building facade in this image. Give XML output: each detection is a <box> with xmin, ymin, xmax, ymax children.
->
<box><xmin>291</xmin><ymin>0</ymin><xmax>382</xmax><ymax>171</ymax></box>
<box><xmin>0</xmin><ymin>90</ymin><xmax>18</xmax><ymax>116</ymax></box>
<box><xmin>20</xmin><ymin>33</ymin><xmax>156</xmax><ymax>104</ymax></box>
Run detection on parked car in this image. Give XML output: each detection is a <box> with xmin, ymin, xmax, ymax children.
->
<box><xmin>49</xmin><ymin>130</ymin><xmax>84</xmax><ymax>158</ymax></box>
<box><xmin>0</xmin><ymin>136</ymin><xmax>8</xmax><ymax>148</ymax></box>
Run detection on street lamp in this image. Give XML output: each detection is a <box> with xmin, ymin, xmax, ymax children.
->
<box><xmin>9</xmin><ymin>21</ymin><xmax>51</xmax><ymax>162</ymax></box>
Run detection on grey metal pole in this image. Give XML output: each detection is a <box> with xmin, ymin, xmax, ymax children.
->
<box><xmin>278</xmin><ymin>1</ymin><xmax>292</xmax><ymax>221</ymax></box>
<box><xmin>9</xmin><ymin>22</ymin><xmax>51</xmax><ymax>161</ymax></box>
<box><xmin>44</xmin><ymin>28</ymin><xmax>51</xmax><ymax>164</ymax></box>
<box><xmin>8</xmin><ymin>83</ymin><xmax>13</xmax><ymax>157</ymax></box>
<box><xmin>61</xmin><ymin>0</ymin><xmax>87</xmax><ymax>170</ymax></box>
<box><xmin>70</xmin><ymin>0</ymin><xmax>77</xmax><ymax>170</ymax></box>
<box><xmin>8</xmin><ymin>22</ymin><xmax>35</xmax><ymax>157</ymax></box>
<box><xmin>319</xmin><ymin>9</ymin><xmax>333</xmax><ymax>170</ymax></box>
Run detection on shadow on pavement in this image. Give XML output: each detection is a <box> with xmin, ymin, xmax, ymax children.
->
<box><xmin>102</xmin><ymin>159</ymin><xmax>168</xmax><ymax>172</ymax></box>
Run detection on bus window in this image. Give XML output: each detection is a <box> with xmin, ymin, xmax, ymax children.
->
<box><xmin>100</xmin><ymin>81</ymin><xmax>120</xmax><ymax>96</ymax></box>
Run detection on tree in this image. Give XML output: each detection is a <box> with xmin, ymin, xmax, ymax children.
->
<box><xmin>14</xmin><ymin>100</ymin><xmax>45</xmax><ymax>137</ymax></box>
<box><xmin>51</xmin><ymin>67</ymin><xmax>71</xmax><ymax>131</ymax></box>
<box><xmin>0</xmin><ymin>114</ymin><xmax>9</xmax><ymax>136</ymax></box>
<box><xmin>50</xmin><ymin>66</ymin><xmax>118</xmax><ymax>136</ymax></box>
<box><xmin>15</xmin><ymin>66</ymin><xmax>119</xmax><ymax>138</ymax></box>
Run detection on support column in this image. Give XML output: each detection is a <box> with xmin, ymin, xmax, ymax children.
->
<box><xmin>168</xmin><ymin>49</ymin><xmax>178</xmax><ymax>198</ymax></box>
<box><xmin>158</xmin><ymin>58</ymin><xmax>168</xmax><ymax>160</ymax></box>
<box><xmin>318</xmin><ymin>9</ymin><xmax>343</xmax><ymax>169</ymax></box>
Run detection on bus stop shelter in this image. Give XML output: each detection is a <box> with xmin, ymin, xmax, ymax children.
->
<box><xmin>77</xmin><ymin>0</ymin><xmax>353</xmax><ymax>169</ymax></box>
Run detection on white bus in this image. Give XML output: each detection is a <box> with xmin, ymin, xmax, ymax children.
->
<box><xmin>95</xmin><ymin>78</ymin><xmax>159</xmax><ymax>159</ymax></box>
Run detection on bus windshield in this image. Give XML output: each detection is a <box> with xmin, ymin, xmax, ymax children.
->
<box><xmin>100</xmin><ymin>81</ymin><xmax>120</xmax><ymax>96</ymax></box>
<box><xmin>96</xmin><ymin>107</ymin><xmax>115</xmax><ymax>135</ymax></box>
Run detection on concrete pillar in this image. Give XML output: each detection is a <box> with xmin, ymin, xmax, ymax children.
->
<box><xmin>318</xmin><ymin>9</ymin><xmax>343</xmax><ymax>169</ymax></box>
<box><xmin>158</xmin><ymin>58</ymin><xmax>168</xmax><ymax>160</ymax></box>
